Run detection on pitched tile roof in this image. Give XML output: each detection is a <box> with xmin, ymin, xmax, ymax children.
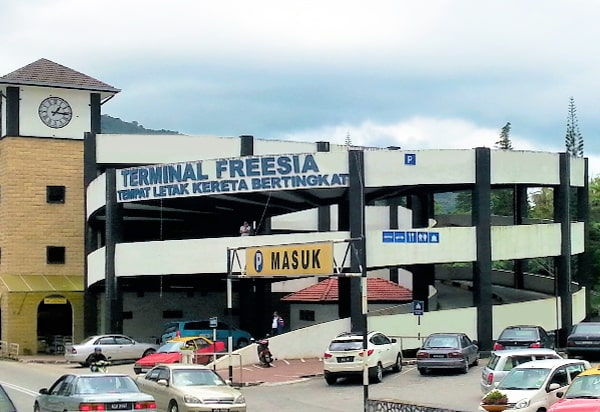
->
<box><xmin>0</xmin><ymin>58</ymin><xmax>120</xmax><ymax>93</ymax></box>
<box><xmin>281</xmin><ymin>277</ymin><xmax>412</xmax><ymax>303</ymax></box>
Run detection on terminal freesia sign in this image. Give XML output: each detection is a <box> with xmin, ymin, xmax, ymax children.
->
<box><xmin>115</xmin><ymin>153</ymin><xmax>349</xmax><ymax>202</ymax></box>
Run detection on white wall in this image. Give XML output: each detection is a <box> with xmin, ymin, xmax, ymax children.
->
<box><xmin>214</xmin><ymin>289</ymin><xmax>587</xmax><ymax>366</ymax></box>
<box><xmin>19</xmin><ymin>87</ymin><xmax>90</xmax><ymax>139</ymax></box>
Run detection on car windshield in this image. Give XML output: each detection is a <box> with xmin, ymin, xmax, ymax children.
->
<box><xmin>78</xmin><ymin>336</ymin><xmax>97</xmax><ymax>345</ymax></box>
<box><xmin>573</xmin><ymin>324</ymin><xmax>600</xmax><ymax>334</ymax></box>
<box><xmin>565</xmin><ymin>375</ymin><xmax>600</xmax><ymax>398</ymax></box>
<box><xmin>172</xmin><ymin>369</ymin><xmax>226</xmax><ymax>386</ymax></box>
<box><xmin>497</xmin><ymin>368</ymin><xmax>550</xmax><ymax>390</ymax></box>
<box><xmin>74</xmin><ymin>376</ymin><xmax>140</xmax><ymax>394</ymax></box>
<box><xmin>424</xmin><ymin>336</ymin><xmax>459</xmax><ymax>348</ymax></box>
<box><xmin>158</xmin><ymin>341</ymin><xmax>184</xmax><ymax>353</ymax></box>
<box><xmin>329</xmin><ymin>339</ymin><xmax>363</xmax><ymax>351</ymax></box>
<box><xmin>499</xmin><ymin>329</ymin><xmax>537</xmax><ymax>340</ymax></box>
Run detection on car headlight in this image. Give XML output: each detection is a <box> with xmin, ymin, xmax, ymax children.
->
<box><xmin>514</xmin><ymin>398</ymin><xmax>530</xmax><ymax>409</ymax></box>
<box><xmin>234</xmin><ymin>395</ymin><xmax>246</xmax><ymax>404</ymax></box>
<box><xmin>183</xmin><ymin>394</ymin><xmax>204</xmax><ymax>404</ymax></box>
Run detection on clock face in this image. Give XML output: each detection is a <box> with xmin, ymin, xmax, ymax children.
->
<box><xmin>38</xmin><ymin>97</ymin><xmax>73</xmax><ymax>128</ymax></box>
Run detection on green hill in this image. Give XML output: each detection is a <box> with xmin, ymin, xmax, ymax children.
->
<box><xmin>101</xmin><ymin>114</ymin><xmax>181</xmax><ymax>135</ymax></box>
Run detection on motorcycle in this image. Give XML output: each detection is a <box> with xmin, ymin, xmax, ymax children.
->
<box><xmin>90</xmin><ymin>359</ymin><xmax>111</xmax><ymax>373</ymax></box>
<box><xmin>253</xmin><ymin>338</ymin><xmax>273</xmax><ymax>367</ymax></box>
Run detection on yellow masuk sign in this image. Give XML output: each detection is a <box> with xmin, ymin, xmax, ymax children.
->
<box><xmin>246</xmin><ymin>242</ymin><xmax>334</xmax><ymax>276</ymax></box>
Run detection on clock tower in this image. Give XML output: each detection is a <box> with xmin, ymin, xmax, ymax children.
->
<box><xmin>0</xmin><ymin>59</ymin><xmax>119</xmax><ymax>354</ymax></box>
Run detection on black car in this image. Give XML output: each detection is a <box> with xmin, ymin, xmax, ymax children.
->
<box><xmin>566</xmin><ymin>321</ymin><xmax>600</xmax><ymax>358</ymax></box>
<box><xmin>493</xmin><ymin>325</ymin><xmax>555</xmax><ymax>350</ymax></box>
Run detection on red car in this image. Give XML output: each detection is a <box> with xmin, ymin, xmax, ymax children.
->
<box><xmin>133</xmin><ymin>336</ymin><xmax>225</xmax><ymax>374</ymax></box>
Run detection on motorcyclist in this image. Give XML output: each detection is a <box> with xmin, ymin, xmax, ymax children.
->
<box><xmin>88</xmin><ymin>346</ymin><xmax>108</xmax><ymax>371</ymax></box>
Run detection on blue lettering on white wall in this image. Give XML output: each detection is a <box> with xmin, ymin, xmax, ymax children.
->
<box><xmin>116</xmin><ymin>153</ymin><xmax>347</xmax><ymax>202</ymax></box>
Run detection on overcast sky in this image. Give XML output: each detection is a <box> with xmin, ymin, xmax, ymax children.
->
<box><xmin>3</xmin><ymin>0</ymin><xmax>600</xmax><ymax>176</ymax></box>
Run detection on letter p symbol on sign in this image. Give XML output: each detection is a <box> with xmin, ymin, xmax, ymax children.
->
<box><xmin>254</xmin><ymin>250</ymin><xmax>263</xmax><ymax>273</ymax></box>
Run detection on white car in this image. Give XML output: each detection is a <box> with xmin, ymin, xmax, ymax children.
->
<box><xmin>480</xmin><ymin>348</ymin><xmax>563</xmax><ymax>394</ymax></box>
<box><xmin>135</xmin><ymin>363</ymin><xmax>246</xmax><ymax>412</ymax></box>
<box><xmin>64</xmin><ymin>334</ymin><xmax>158</xmax><ymax>366</ymax></box>
<box><xmin>323</xmin><ymin>331</ymin><xmax>403</xmax><ymax>384</ymax></box>
<box><xmin>481</xmin><ymin>358</ymin><xmax>591</xmax><ymax>412</ymax></box>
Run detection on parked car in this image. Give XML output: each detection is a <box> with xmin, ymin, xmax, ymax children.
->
<box><xmin>0</xmin><ymin>384</ymin><xmax>17</xmax><ymax>412</ymax></box>
<box><xmin>493</xmin><ymin>325</ymin><xmax>555</xmax><ymax>350</ymax></box>
<box><xmin>160</xmin><ymin>320</ymin><xmax>253</xmax><ymax>349</ymax></box>
<box><xmin>482</xmin><ymin>358</ymin><xmax>591</xmax><ymax>412</ymax></box>
<box><xmin>480</xmin><ymin>348</ymin><xmax>563</xmax><ymax>394</ymax></box>
<box><xmin>135</xmin><ymin>363</ymin><xmax>246</xmax><ymax>412</ymax></box>
<box><xmin>566</xmin><ymin>322</ymin><xmax>600</xmax><ymax>358</ymax></box>
<box><xmin>33</xmin><ymin>373</ymin><xmax>157</xmax><ymax>412</ymax></box>
<box><xmin>65</xmin><ymin>334</ymin><xmax>159</xmax><ymax>366</ymax></box>
<box><xmin>322</xmin><ymin>331</ymin><xmax>403</xmax><ymax>385</ymax></box>
<box><xmin>416</xmin><ymin>332</ymin><xmax>479</xmax><ymax>375</ymax></box>
<box><xmin>134</xmin><ymin>336</ymin><xmax>226</xmax><ymax>374</ymax></box>
<box><xmin>548</xmin><ymin>364</ymin><xmax>600</xmax><ymax>411</ymax></box>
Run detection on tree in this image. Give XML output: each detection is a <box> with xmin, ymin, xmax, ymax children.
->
<box><xmin>565</xmin><ymin>97</ymin><xmax>584</xmax><ymax>157</ymax></box>
<box><xmin>495</xmin><ymin>122</ymin><xmax>513</xmax><ymax>150</ymax></box>
<box><xmin>345</xmin><ymin>132</ymin><xmax>352</xmax><ymax>147</ymax></box>
<box><xmin>492</xmin><ymin>122</ymin><xmax>514</xmax><ymax>216</ymax></box>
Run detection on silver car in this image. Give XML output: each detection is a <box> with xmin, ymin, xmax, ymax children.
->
<box><xmin>34</xmin><ymin>373</ymin><xmax>156</xmax><ymax>412</ymax></box>
<box><xmin>64</xmin><ymin>334</ymin><xmax>158</xmax><ymax>366</ymax></box>
<box><xmin>416</xmin><ymin>332</ymin><xmax>479</xmax><ymax>375</ymax></box>
<box><xmin>480</xmin><ymin>348</ymin><xmax>562</xmax><ymax>393</ymax></box>
<box><xmin>135</xmin><ymin>364</ymin><xmax>246</xmax><ymax>412</ymax></box>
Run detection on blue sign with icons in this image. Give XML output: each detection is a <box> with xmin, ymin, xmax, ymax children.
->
<box><xmin>412</xmin><ymin>300</ymin><xmax>424</xmax><ymax>316</ymax></box>
<box><xmin>405</xmin><ymin>153</ymin><xmax>416</xmax><ymax>165</ymax></box>
<box><xmin>381</xmin><ymin>231</ymin><xmax>440</xmax><ymax>244</ymax></box>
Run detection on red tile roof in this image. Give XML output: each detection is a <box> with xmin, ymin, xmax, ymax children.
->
<box><xmin>281</xmin><ymin>277</ymin><xmax>412</xmax><ymax>303</ymax></box>
<box><xmin>0</xmin><ymin>58</ymin><xmax>120</xmax><ymax>93</ymax></box>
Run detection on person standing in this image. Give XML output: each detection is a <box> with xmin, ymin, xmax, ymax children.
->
<box><xmin>240</xmin><ymin>221</ymin><xmax>251</xmax><ymax>236</ymax></box>
<box><xmin>271</xmin><ymin>312</ymin><xmax>284</xmax><ymax>335</ymax></box>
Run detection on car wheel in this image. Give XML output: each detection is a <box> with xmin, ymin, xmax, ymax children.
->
<box><xmin>460</xmin><ymin>360</ymin><xmax>468</xmax><ymax>374</ymax></box>
<box><xmin>168</xmin><ymin>400</ymin><xmax>179</xmax><ymax>412</ymax></box>
<box><xmin>370</xmin><ymin>362</ymin><xmax>384</xmax><ymax>383</ymax></box>
<box><xmin>142</xmin><ymin>348</ymin><xmax>156</xmax><ymax>357</ymax></box>
<box><xmin>472</xmin><ymin>357</ymin><xmax>479</xmax><ymax>367</ymax></box>
<box><xmin>418</xmin><ymin>367</ymin><xmax>427</xmax><ymax>375</ymax></box>
<box><xmin>325</xmin><ymin>374</ymin><xmax>337</xmax><ymax>385</ymax></box>
<box><xmin>34</xmin><ymin>402</ymin><xmax>40</xmax><ymax>412</ymax></box>
<box><xmin>237</xmin><ymin>338</ymin><xmax>249</xmax><ymax>349</ymax></box>
<box><xmin>392</xmin><ymin>354</ymin><xmax>403</xmax><ymax>373</ymax></box>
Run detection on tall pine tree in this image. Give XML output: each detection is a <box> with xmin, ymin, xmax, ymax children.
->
<box><xmin>565</xmin><ymin>96</ymin><xmax>584</xmax><ymax>157</ymax></box>
<box><xmin>495</xmin><ymin>122</ymin><xmax>513</xmax><ymax>149</ymax></box>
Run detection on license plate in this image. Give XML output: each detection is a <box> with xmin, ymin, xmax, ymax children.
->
<box><xmin>108</xmin><ymin>403</ymin><xmax>131</xmax><ymax>410</ymax></box>
<box><xmin>431</xmin><ymin>354</ymin><xmax>446</xmax><ymax>358</ymax></box>
<box><xmin>338</xmin><ymin>356</ymin><xmax>353</xmax><ymax>363</ymax></box>
<box><xmin>577</xmin><ymin>341</ymin><xmax>595</xmax><ymax>345</ymax></box>
<box><xmin>212</xmin><ymin>409</ymin><xmax>227</xmax><ymax>412</ymax></box>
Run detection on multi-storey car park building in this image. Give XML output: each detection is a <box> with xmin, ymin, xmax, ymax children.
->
<box><xmin>0</xmin><ymin>58</ymin><xmax>592</xmax><ymax>354</ymax></box>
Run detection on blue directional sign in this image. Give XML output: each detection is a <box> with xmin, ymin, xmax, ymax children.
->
<box><xmin>394</xmin><ymin>231</ymin><xmax>406</xmax><ymax>243</ymax></box>
<box><xmin>405</xmin><ymin>153</ymin><xmax>416</xmax><ymax>165</ymax></box>
<box><xmin>382</xmin><ymin>231</ymin><xmax>394</xmax><ymax>243</ymax></box>
<box><xmin>412</xmin><ymin>300</ymin><xmax>424</xmax><ymax>316</ymax></box>
<box><xmin>381</xmin><ymin>231</ymin><xmax>441</xmax><ymax>243</ymax></box>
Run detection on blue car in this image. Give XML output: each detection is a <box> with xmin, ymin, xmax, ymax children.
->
<box><xmin>160</xmin><ymin>320</ymin><xmax>253</xmax><ymax>349</ymax></box>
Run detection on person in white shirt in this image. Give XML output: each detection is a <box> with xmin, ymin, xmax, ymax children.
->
<box><xmin>240</xmin><ymin>221</ymin><xmax>251</xmax><ymax>236</ymax></box>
